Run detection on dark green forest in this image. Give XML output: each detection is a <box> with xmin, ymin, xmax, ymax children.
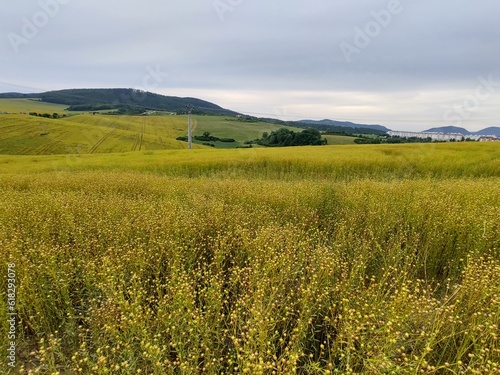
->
<box><xmin>250</xmin><ymin>128</ymin><xmax>327</xmax><ymax>147</ymax></box>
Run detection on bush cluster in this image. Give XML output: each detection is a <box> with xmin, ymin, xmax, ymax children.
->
<box><xmin>251</xmin><ymin>128</ymin><xmax>327</xmax><ymax>147</ymax></box>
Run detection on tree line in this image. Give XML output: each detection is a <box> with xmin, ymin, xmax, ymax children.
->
<box><xmin>29</xmin><ymin>112</ymin><xmax>66</xmax><ymax>119</ymax></box>
<box><xmin>248</xmin><ymin>128</ymin><xmax>327</xmax><ymax>147</ymax></box>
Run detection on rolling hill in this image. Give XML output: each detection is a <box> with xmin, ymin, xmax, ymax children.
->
<box><xmin>299</xmin><ymin>119</ymin><xmax>390</xmax><ymax>133</ymax></box>
<box><xmin>0</xmin><ymin>110</ymin><xmax>319</xmax><ymax>154</ymax></box>
<box><xmin>0</xmin><ymin>95</ymin><xmax>364</xmax><ymax>154</ymax></box>
<box><xmin>424</xmin><ymin>126</ymin><xmax>500</xmax><ymax>137</ymax></box>
<box><xmin>0</xmin><ymin>98</ymin><xmax>70</xmax><ymax>114</ymax></box>
<box><xmin>0</xmin><ymin>88</ymin><xmax>240</xmax><ymax>116</ymax></box>
<box><xmin>423</xmin><ymin>126</ymin><xmax>471</xmax><ymax>134</ymax></box>
<box><xmin>475</xmin><ymin>127</ymin><xmax>500</xmax><ymax>137</ymax></box>
<box><xmin>1</xmin><ymin>89</ymin><xmax>393</xmax><ymax>135</ymax></box>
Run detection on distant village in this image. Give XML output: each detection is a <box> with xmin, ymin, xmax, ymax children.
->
<box><xmin>387</xmin><ymin>130</ymin><xmax>499</xmax><ymax>142</ymax></box>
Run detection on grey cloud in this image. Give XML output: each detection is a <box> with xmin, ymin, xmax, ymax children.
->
<box><xmin>1</xmin><ymin>0</ymin><xmax>499</xmax><ymax>130</ymax></box>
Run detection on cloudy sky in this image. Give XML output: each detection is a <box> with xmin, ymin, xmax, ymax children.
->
<box><xmin>1</xmin><ymin>0</ymin><xmax>499</xmax><ymax>131</ymax></box>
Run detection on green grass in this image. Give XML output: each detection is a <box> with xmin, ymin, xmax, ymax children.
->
<box><xmin>188</xmin><ymin>117</ymin><xmax>299</xmax><ymax>145</ymax></box>
<box><xmin>323</xmin><ymin>134</ymin><xmax>356</xmax><ymax>145</ymax></box>
<box><xmin>0</xmin><ymin>114</ymin><xmax>207</xmax><ymax>154</ymax></box>
<box><xmin>0</xmin><ymin>103</ymin><xmax>359</xmax><ymax>155</ymax></box>
<box><xmin>0</xmin><ymin>113</ymin><xmax>294</xmax><ymax>154</ymax></box>
<box><xmin>0</xmin><ymin>98</ymin><xmax>70</xmax><ymax>114</ymax></box>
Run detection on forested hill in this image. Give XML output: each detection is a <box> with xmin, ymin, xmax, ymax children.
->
<box><xmin>0</xmin><ymin>89</ymin><xmax>239</xmax><ymax>116</ymax></box>
<box><xmin>299</xmin><ymin>119</ymin><xmax>390</xmax><ymax>133</ymax></box>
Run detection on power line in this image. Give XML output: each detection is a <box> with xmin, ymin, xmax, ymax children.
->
<box><xmin>0</xmin><ymin>81</ymin><xmax>49</xmax><ymax>92</ymax></box>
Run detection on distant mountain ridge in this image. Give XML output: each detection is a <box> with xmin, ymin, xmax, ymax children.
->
<box><xmin>299</xmin><ymin>119</ymin><xmax>390</xmax><ymax>133</ymax></box>
<box><xmin>4</xmin><ymin>89</ymin><xmax>497</xmax><ymax>136</ymax></box>
<box><xmin>0</xmin><ymin>89</ymin><xmax>392</xmax><ymax>134</ymax></box>
<box><xmin>476</xmin><ymin>127</ymin><xmax>500</xmax><ymax>136</ymax></box>
<box><xmin>0</xmin><ymin>88</ymin><xmax>239</xmax><ymax>116</ymax></box>
<box><xmin>424</xmin><ymin>126</ymin><xmax>500</xmax><ymax>137</ymax></box>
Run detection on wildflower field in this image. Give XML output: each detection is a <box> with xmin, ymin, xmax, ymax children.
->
<box><xmin>0</xmin><ymin>143</ymin><xmax>499</xmax><ymax>374</ymax></box>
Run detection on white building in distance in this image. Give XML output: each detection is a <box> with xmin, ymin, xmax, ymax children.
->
<box><xmin>387</xmin><ymin>131</ymin><xmax>465</xmax><ymax>142</ymax></box>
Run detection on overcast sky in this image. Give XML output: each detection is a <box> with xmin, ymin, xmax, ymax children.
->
<box><xmin>1</xmin><ymin>0</ymin><xmax>499</xmax><ymax>131</ymax></box>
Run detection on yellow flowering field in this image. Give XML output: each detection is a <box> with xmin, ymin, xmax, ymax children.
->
<box><xmin>0</xmin><ymin>143</ymin><xmax>499</xmax><ymax>374</ymax></box>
